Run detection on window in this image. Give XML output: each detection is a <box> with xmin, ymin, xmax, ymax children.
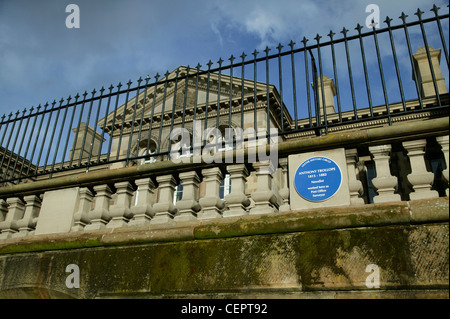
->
<box><xmin>173</xmin><ymin>181</ymin><xmax>183</xmax><ymax>204</ymax></box>
<box><xmin>139</xmin><ymin>140</ymin><xmax>157</xmax><ymax>164</ymax></box>
<box><xmin>220</xmin><ymin>174</ymin><xmax>231</xmax><ymax>199</ymax></box>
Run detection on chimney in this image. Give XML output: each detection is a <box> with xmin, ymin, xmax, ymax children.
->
<box><xmin>69</xmin><ymin>122</ymin><xmax>105</xmax><ymax>161</ymax></box>
<box><xmin>413</xmin><ymin>46</ymin><xmax>447</xmax><ymax>98</ymax></box>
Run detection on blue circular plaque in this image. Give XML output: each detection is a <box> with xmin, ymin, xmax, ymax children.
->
<box><xmin>294</xmin><ymin>156</ymin><xmax>342</xmax><ymax>202</ymax></box>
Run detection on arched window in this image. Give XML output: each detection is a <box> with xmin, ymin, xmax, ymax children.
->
<box><xmin>138</xmin><ymin>139</ymin><xmax>157</xmax><ymax>164</ymax></box>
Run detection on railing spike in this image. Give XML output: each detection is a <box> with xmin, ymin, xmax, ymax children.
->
<box><xmin>384</xmin><ymin>16</ymin><xmax>393</xmax><ymax>26</ymax></box>
<box><xmin>414</xmin><ymin>8</ymin><xmax>424</xmax><ymax>18</ymax></box>
<box><xmin>277</xmin><ymin>43</ymin><xmax>283</xmax><ymax>52</ymax></box>
<box><xmin>400</xmin><ymin>12</ymin><xmax>408</xmax><ymax>22</ymax></box>
<box><xmin>431</xmin><ymin>4</ymin><xmax>440</xmax><ymax>15</ymax></box>
<box><xmin>328</xmin><ymin>30</ymin><xmax>336</xmax><ymax>39</ymax></box>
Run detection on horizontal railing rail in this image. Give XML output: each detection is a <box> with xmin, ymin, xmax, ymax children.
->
<box><xmin>0</xmin><ymin>5</ymin><xmax>449</xmax><ymax>185</ymax></box>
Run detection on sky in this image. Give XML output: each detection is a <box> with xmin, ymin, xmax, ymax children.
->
<box><xmin>0</xmin><ymin>0</ymin><xmax>449</xmax><ymax>116</ymax></box>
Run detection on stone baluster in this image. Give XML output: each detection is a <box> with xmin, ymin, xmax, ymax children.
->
<box><xmin>0</xmin><ymin>197</ymin><xmax>25</xmax><ymax>239</ymax></box>
<box><xmin>0</xmin><ymin>199</ymin><xmax>7</xmax><ymax>223</ymax></box>
<box><xmin>198</xmin><ymin>167</ymin><xmax>225</xmax><ymax>219</ymax></box>
<box><xmin>403</xmin><ymin>139</ymin><xmax>439</xmax><ymax>200</ymax></box>
<box><xmin>369</xmin><ymin>145</ymin><xmax>401</xmax><ymax>203</ymax></box>
<box><xmin>15</xmin><ymin>195</ymin><xmax>42</xmax><ymax>237</ymax></box>
<box><xmin>129</xmin><ymin>178</ymin><xmax>156</xmax><ymax>226</ymax></box>
<box><xmin>250</xmin><ymin>162</ymin><xmax>278</xmax><ymax>215</ymax></box>
<box><xmin>436</xmin><ymin>135</ymin><xmax>449</xmax><ymax>196</ymax></box>
<box><xmin>223</xmin><ymin>164</ymin><xmax>250</xmax><ymax>217</ymax></box>
<box><xmin>175</xmin><ymin>171</ymin><xmax>201</xmax><ymax>221</ymax></box>
<box><xmin>151</xmin><ymin>175</ymin><xmax>177</xmax><ymax>224</ymax></box>
<box><xmin>345</xmin><ymin>149</ymin><xmax>365</xmax><ymax>205</ymax></box>
<box><xmin>107</xmin><ymin>181</ymin><xmax>135</xmax><ymax>228</ymax></box>
<box><xmin>71</xmin><ymin>188</ymin><xmax>94</xmax><ymax>232</ymax></box>
<box><xmin>84</xmin><ymin>184</ymin><xmax>112</xmax><ymax>231</ymax></box>
<box><xmin>278</xmin><ymin>158</ymin><xmax>291</xmax><ymax>212</ymax></box>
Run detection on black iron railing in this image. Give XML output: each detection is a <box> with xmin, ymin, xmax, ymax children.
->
<box><xmin>0</xmin><ymin>5</ymin><xmax>449</xmax><ymax>184</ymax></box>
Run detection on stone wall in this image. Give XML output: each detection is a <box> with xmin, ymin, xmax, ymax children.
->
<box><xmin>0</xmin><ymin>198</ymin><xmax>447</xmax><ymax>299</ymax></box>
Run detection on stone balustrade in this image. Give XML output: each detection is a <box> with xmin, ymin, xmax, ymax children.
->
<box><xmin>0</xmin><ymin>135</ymin><xmax>448</xmax><ymax>239</ymax></box>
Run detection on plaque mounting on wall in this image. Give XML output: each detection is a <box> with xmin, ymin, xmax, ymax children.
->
<box><xmin>294</xmin><ymin>156</ymin><xmax>342</xmax><ymax>202</ymax></box>
<box><xmin>288</xmin><ymin>148</ymin><xmax>350</xmax><ymax>210</ymax></box>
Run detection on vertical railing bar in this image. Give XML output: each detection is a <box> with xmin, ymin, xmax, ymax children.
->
<box><xmin>192</xmin><ymin>64</ymin><xmax>202</xmax><ymax>155</ymax></box>
<box><xmin>216</xmin><ymin>58</ymin><xmax>223</xmax><ymax>132</ymax></box>
<box><xmin>34</xmin><ymin>102</ymin><xmax>53</xmax><ymax>175</ymax></box>
<box><xmin>37</xmin><ymin>100</ymin><xmax>57</xmax><ymax>174</ymax></box>
<box><xmin>372</xmin><ymin>24</ymin><xmax>392</xmax><ymax>125</ymax></box>
<box><xmin>252</xmin><ymin>50</ymin><xmax>258</xmax><ymax>137</ymax></box>
<box><xmin>385</xmin><ymin>17</ymin><xmax>407</xmax><ymax>112</ymax></box>
<box><xmin>146</xmin><ymin>73</ymin><xmax>160</xmax><ymax>157</ymax></box>
<box><xmin>0</xmin><ymin>113</ymin><xmax>8</xmax><ymax>145</ymax></box>
<box><xmin>44</xmin><ymin>99</ymin><xmax>64</xmax><ymax>175</ymax></box>
<box><xmin>327</xmin><ymin>31</ymin><xmax>343</xmax><ymax>121</ymax></box>
<box><xmin>415</xmin><ymin>9</ymin><xmax>442</xmax><ymax>107</ymax></box>
<box><xmin>180</xmin><ymin>66</ymin><xmax>190</xmax><ymax>131</ymax></box>
<box><xmin>264</xmin><ymin>46</ymin><xmax>271</xmax><ymax>145</ymax></box>
<box><xmin>126</xmin><ymin>78</ymin><xmax>143</xmax><ymax>167</ymax></box>
<box><xmin>341</xmin><ymin>28</ymin><xmax>358</xmax><ymax>121</ymax></box>
<box><xmin>156</xmin><ymin>71</ymin><xmax>170</xmax><ymax>155</ymax></box>
<box><xmin>18</xmin><ymin>105</ymin><xmax>41</xmax><ymax>181</ymax></box>
<box><xmin>228</xmin><ymin>55</ymin><xmax>235</xmax><ymax>130</ymax></box>
<box><xmin>97</xmin><ymin>86</ymin><xmax>114</xmax><ymax>163</ymax></box>
<box><xmin>400</xmin><ymin>13</ymin><xmax>424</xmax><ymax>109</ymax></box>
<box><xmin>10</xmin><ymin>108</ymin><xmax>32</xmax><ymax>180</ymax></box>
<box><xmin>60</xmin><ymin>94</ymin><xmax>79</xmax><ymax>170</ymax></box>
<box><xmin>355</xmin><ymin>25</ymin><xmax>374</xmax><ymax>117</ymax></box>
<box><xmin>86</xmin><ymin>87</ymin><xmax>105</xmax><ymax>169</ymax></box>
<box><xmin>302</xmin><ymin>37</ymin><xmax>313</xmax><ymax>129</ymax></box>
<box><xmin>106</xmin><ymin>83</ymin><xmax>122</xmax><ymax>163</ymax></box>
<box><xmin>315</xmin><ymin>34</ymin><xmax>328</xmax><ymax>135</ymax></box>
<box><xmin>309</xmin><ymin>50</ymin><xmax>320</xmax><ymax>136</ymax></box>
<box><xmin>0</xmin><ymin>112</ymin><xmax>14</xmax><ymax>180</ymax></box>
<box><xmin>26</xmin><ymin>104</ymin><xmax>47</xmax><ymax>176</ymax></box>
<box><xmin>134</xmin><ymin>76</ymin><xmax>150</xmax><ymax>159</ymax></box>
<box><xmin>193</xmin><ymin>64</ymin><xmax>201</xmax><ymax>128</ymax></box>
<box><xmin>115</xmin><ymin>81</ymin><xmax>132</xmax><ymax>162</ymax></box>
<box><xmin>50</xmin><ymin>96</ymin><xmax>72</xmax><ymax>177</ymax></box>
<box><xmin>288</xmin><ymin>41</ymin><xmax>299</xmax><ymax>130</ymax></box>
<box><xmin>431</xmin><ymin>4</ymin><xmax>449</xmax><ymax>69</ymax></box>
<box><xmin>167</xmin><ymin>68</ymin><xmax>181</xmax><ymax>158</ymax></box>
<box><xmin>3</xmin><ymin>109</ymin><xmax>27</xmax><ymax>181</ymax></box>
<box><xmin>240</xmin><ymin>52</ymin><xmax>246</xmax><ymax>131</ymax></box>
<box><xmin>69</xmin><ymin>92</ymin><xmax>88</xmax><ymax>167</ymax></box>
<box><xmin>78</xmin><ymin>90</ymin><xmax>96</xmax><ymax>167</ymax></box>
<box><xmin>277</xmin><ymin>44</ymin><xmax>284</xmax><ymax>133</ymax></box>
<box><xmin>202</xmin><ymin>61</ymin><xmax>212</xmax><ymax>149</ymax></box>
